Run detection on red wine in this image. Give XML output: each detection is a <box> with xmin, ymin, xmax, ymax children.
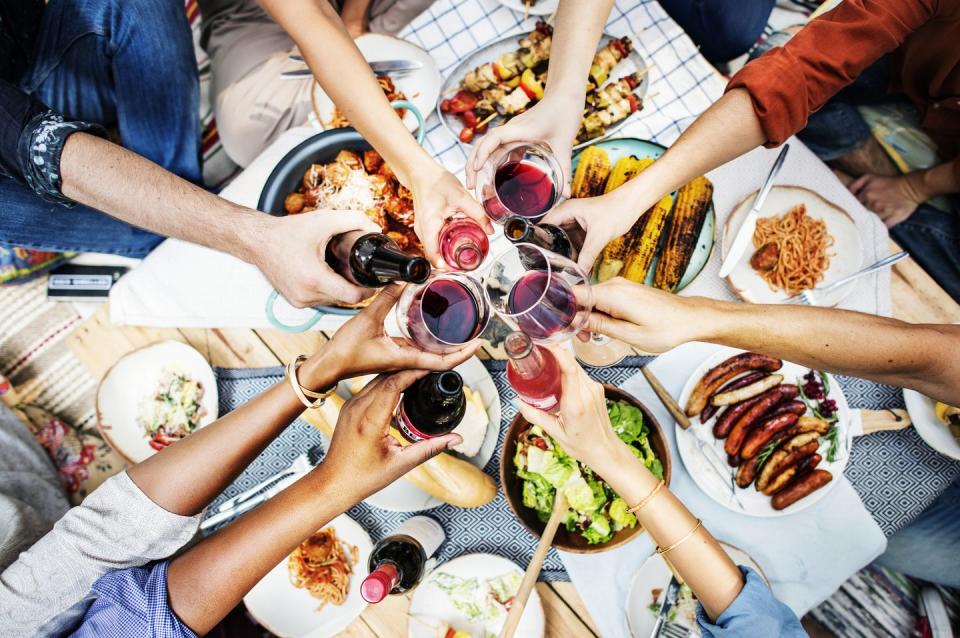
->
<box><xmin>507</xmin><ymin>270</ymin><xmax>577</xmax><ymax>341</ymax></box>
<box><xmin>362</xmin><ymin>516</ymin><xmax>445</xmax><ymax>603</ymax></box>
<box><xmin>439</xmin><ymin>218</ymin><xmax>489</xmax><ymax>271</ymax></box>
<box><xmin>503</xmin><ymin>216</ymin><xmax>579</xmax><ymax>263</ymax></box>
<box><xmin>492</xmin><ymin>161</ymin><xmax>556</xmax><ymax>219</ymax></box>
<box><xmin>326</xmin><ymin>231</ymin><xmax>430</xmax><ymax>288</ymax></box>
<box><xmin>505</xmin><ymin>332</ymin><xmax>562</xmax><ymax>411</ymax></box>
<box><xmin>407</xmin><ymin>278</ymin><xmax>483</xmax><ymax>348</ymax></box>
<box><xmin>396</xmin><ymin>371</ymin><xmax>466</xmax><ymax>442</ymax></box>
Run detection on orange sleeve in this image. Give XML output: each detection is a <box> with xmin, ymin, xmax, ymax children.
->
<box><xmin>726</xmin><ymin>0</ymin><xmax>938</xmax><ymax>146</ymax></box>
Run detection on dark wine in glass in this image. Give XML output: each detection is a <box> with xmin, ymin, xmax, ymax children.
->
<box><xmin>361</xmin><ymin>516</ymin><xmax>445</xmax><ymax>603</ymax></box>
<box><xmin>326</xmin><ymin>231</ymin><xmax>430</xmax><ymax>287</ymax></box>
<box><xmin>397</xmin><ymin>273</ymin><xmax>491</xmax><ymax>353</ymax></box>
<box><xmin>494</xmin><ymin>161</ymin><xmax>556</xmax><ymax>218</ymax></box>
<box><xmin>395</xmin><ymin>371</ymin><xmax>466</xmax><ymax>442</ymax></box>
<box><xmin>507</xmin><ymin>269</ymin><xmax>579</xmax><ymax>341</ymax></box>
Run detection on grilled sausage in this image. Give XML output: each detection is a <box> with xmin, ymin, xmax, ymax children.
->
<box><xmin>755</xmin><ymin>439</ymin><xmax>819</xmax><ymax>492</ymax></box>
<box><xmin>762</xmin><ymin>452</ymin><xmax>822</xmax><ymax>495</ymax></box>
<box><xmin>785</xmin><ymin>416</ymin><xmax>832</xmax><ymax>438</ymax></box>
<box><xmin>739</xmin><ymin>412</ymin><xmax>801</xmax><ymax>460</ymax></box>
<box><xmin>767</xmin><ymin>400</ymin><xmax>807</xmax><ymax>420</ymax></box>
<box><xmin>713</xmin><ymin>395</ymin><xmax>763</xmax><ymax>438</ymax></box>
<box><xmin>735</xmin><ymin>458</ymin><xmax>759</xmax><ymax>488</ymax></box>
<box><xmin>711</xmin><ymin>374</ymin><xmax>784</xmax><ymax>407</ymax></box>
<box><xmin>724</xmin><ymin>384</ymin><xmax>799</xmax><ymax>456</ymax></box>
<box><xmin>772</xmin><ymin>469</ymin><xmax>833</xmax><ymax>510</ymax></box>
<box><xmin>701</xmin><ymin>371</ymin><xmax>767</xmax><ymax>423</ymax></box>
<box><xmin>750</xmin><ymin>242</ymin><xmax>780</xmax><ymax>272</ymax></box>
<box><xmin>686</xmin><ymin>353</ymin><xmax>782</xmax><ymax>416</ymax></box>
<box><xmin>728</xmin><ymin>453</ymin><xmax>741</xmax><ymax>468</ymax></box>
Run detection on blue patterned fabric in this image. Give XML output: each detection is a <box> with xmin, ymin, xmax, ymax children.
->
<box><xmin>696</xmin><ymin>567</ymin><xmax>806</xmax><ymax>638</ymax></box>
<box><xmin>206</xmin><ymin>361</ymin><xmax>960</xmax><ymax>585</ymax></box>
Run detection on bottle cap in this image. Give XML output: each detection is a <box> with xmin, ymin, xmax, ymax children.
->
<box><xmin>360</xmin><ymin>563</ymin><xmax>400</xmax><ymax>603</ymax></box>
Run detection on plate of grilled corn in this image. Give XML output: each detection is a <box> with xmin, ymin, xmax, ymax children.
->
<box><xmin>570</xmin><ymin>139</ymin><xmax>716</xmax><ymax>291</ymax></box>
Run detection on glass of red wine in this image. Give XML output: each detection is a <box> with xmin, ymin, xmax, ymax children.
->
<box><xmin>396</xmin><ymin>273</ymin><xmax>491</xmax><ymax>353</ymax></box>
<box><xmin>482</xmin><ymin>243</ymin><xmax>592</xmax><ymax>344</ymax></box>
<box><xmin>474</xmin><ymin>142</ymin><xmax>563</xmax><ymax>224</ymax></box>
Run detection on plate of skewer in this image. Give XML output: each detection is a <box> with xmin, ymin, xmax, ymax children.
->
<box><xmin>437</xmin><ymin>22</ymin><xmax>651</xmax><ymax>148</ymax></box>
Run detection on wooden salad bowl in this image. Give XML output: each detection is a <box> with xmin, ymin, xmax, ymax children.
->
<box><xmin>500</xmin><ymin>384</ymin><xmax>672</xmax><ymax>554</ymax></box>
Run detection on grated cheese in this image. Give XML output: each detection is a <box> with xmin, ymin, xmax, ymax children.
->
<box><xmin>315</xmin><ymin>168</ymin><xmax>378</xmax><ymax>211</ymax></box>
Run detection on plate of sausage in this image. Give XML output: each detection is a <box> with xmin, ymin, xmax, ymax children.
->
<box><xmin>675</xmin><ymin>347</ymin><xmax>851</xmax><ymax>517</ymax></box>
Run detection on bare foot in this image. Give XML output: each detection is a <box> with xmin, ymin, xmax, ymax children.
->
<box><xmin>829</xmin><ymin>136</ymin><xmax>899</xmax><ymax>178</ymax></box>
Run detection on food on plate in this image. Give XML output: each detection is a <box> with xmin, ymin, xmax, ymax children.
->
<box><xmin>283</xmin><ymin>149</ymin><xmax>421</xmax><ymax>254</ymax></box>
<box><xmin>570</xmin><ymin>145</ymin><xmax>612</xmax><ymax>198</ymax></box>
<box><xmin>137</xmin><ymin>368</ymin><xmax>206</xmax><ymax>450</ymax></box>
<box><xmin>749</xmin><ymin>203</ymin><xmax>835</xmax><ymax>295</ymax></box>
<box><xmin>427</xmin><ymin>569</ymin><xmax>521</xmax><ymax>636</ymax></box>
<box><xmin>654</xmin><ymin>176</ymin><xmax>715</xmax><ymax>292</ymax></box>
<box><xmin>513</xmin><ymin>400</ymin><xmax>663</xmax><ymax>544</ymax></box>
<box><xmin>687</xmin><ymin>351</ymin><xmax>842</xmax><ymax>509</ymax></box>
<box><xmin>288</xmin><ymin>526</ymin><xmax>359</xmax><ymax>609</ymax></box>
<box><xmin>434</xmin><ymin>626</ymin><xmax>472</xmax><ymax>638</ymax></box>
<box><xmin>647</xmin><ymin>582</ymin><xmax>697</xmax><ymax>628</ymax></box>
<box><xmin>330</xmin><ymin>75</ymin><xmax>406</xmax><ymax>129</ymax></box>
<box><xmin>302</xmin><ymin>394</ymin><xmax>497</xmax><ymax>507</ymax></box>
<box><xmin>935</xmin><ymin>402</ymin><xmax>960</xmax><ymax>440</ymax></box>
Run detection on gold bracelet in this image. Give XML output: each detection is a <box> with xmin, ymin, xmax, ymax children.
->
<box><xmin>286</xmin><ymin>355</ymin><xmax>338</xmax><ymax>409</ymax></box>
<box><xmin>627</xmin><ymin>479</ymin><xmax>665</xmax><ymax>514</ymax></box>
<box><xmin>656</xmin><ymin>519</ymin><xmax>703</xmax><ymax>555</ymax></box>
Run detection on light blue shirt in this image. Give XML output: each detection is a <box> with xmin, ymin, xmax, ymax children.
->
<box><xmin>697</xmin><ymin>567</ymin><xmax>807</xmax><ymax>637</ymax></box>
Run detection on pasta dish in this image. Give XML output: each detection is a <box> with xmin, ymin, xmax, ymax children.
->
<box><xmin>288</xmin><ymin>527</ymin><xmax>359</xmax><ymax>609</ymax></box>
<box><xmin>750</xmin><ymin>204</ymin><xmax>834</xmax><ymax>295</ymax></box>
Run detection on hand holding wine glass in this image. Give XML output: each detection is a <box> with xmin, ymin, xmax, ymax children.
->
<box><xmin>472</xmin><ymin>143</ymin><xmax>564</xmax><ymax>224</ymax></box>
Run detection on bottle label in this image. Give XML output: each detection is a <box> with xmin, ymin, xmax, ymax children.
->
<box><xmin>396</xmin><ymin>410</ymin><xmax>430</xmax><ymax>442</ymax></box>
<box><xmin>523</xmin><ymin>395</ymin><xmax>558</xmax><ymax>411</ymax></box>
<box><xmin>394</xmin><ymin>516</ymin><xmax>445</xmax><ymax>558</ymax></box>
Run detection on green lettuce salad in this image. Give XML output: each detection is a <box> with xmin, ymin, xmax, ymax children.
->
<box><xmin>513</xmin><ymin>399</ymin><xmax>664</xmax><ymax>544</ymax></box>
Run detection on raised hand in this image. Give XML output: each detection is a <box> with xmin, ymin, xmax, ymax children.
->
<box><xmin>411</xmin><ymin>165</ymin><xmax>493</xmax><ymax>268</ymax></box>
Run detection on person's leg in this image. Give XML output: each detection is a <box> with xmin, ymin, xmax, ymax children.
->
<box><xmin>0</xmin><ymin>177</ymin><xmax>163</xmax><ymax>258</ymax></box>
<box><xmin>20</xmin><ymin>0</ymin><xmax>201</xmax><ymax>183</ymax></box>
<box><xmin>876</xmin><ymin>479</ymin><xmax>960</xmax><ymax>586</ymax></box>
<box><xmin>889</xmin><ymin>203</ymin><xmax>960</xmax><ymax>303</ymax></box>
<box><xmin>657</xmin><ymin>0</ymin><xmax>776</xmax><ymax>63</ymax></box>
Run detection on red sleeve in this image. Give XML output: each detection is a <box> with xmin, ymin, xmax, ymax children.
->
<box><xmin>726</xmin><ymin>0</ymin><xmax>938</xmax><ymax>146</ymax></box>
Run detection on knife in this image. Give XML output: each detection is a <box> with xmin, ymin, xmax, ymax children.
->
<box><xmin>285</xmin><ymin>55</ymin><xmax>422</xmax><ymax>74</ymax></box>
<box><xmin>718</xmin><ymin>144</ymin><xmax>790</xmax><ymax>278</ymax></box>
<box><xmin>651</xmin><ymin>575</ymin><xmax>682</xmax><ymax>637</ymax></box>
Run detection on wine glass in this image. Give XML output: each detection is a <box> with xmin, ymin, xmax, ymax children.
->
<box><xmin>474</xmin><ymin>142</ymin><xmax>564</xmax><ymax>224</ymax></box>
<box><xmin>482</xmin><ymin>243</ymin><xmax>592</xmax><ymax>343</ymax></box>
<box><xmin>571</xmin><ymin>331</ymin><xmax>636</xmax><ymax>367</ymax></box>
<box><xmin>395</xmin><ymin>273</ymin><xmax>491</xmax><ymax>353</ymax></box>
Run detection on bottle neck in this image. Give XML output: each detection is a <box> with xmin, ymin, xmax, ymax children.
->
<box><xmin>504</xmin><ymin>218</ymin><xmax>574</xmax><ymax>259</ymax></box>
<box><xmin>399</xmin><ymin>371</ymin><xmax>466</xmax><ymax>440</ymax></box>
<box><xmin>350</xmin><ymin>233</ymin><xmax>430</xmax><ymax>286</ymax></box>
<box><xmin>504</xmin><ymin>332</ymin><xmax>545</xmax><ymax>379</ymax></box>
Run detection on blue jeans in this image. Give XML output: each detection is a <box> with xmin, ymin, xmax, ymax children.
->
<box><xmin>0</xmin><ymin>0</ymin><xmax>198</xmax><ymax>256</ymax></box>
<box><xmin>876</xmin><ymin>479</ymin><xmax>960</xmax><ymax>587</ymax></box>
<box><xmin>657</xmin><ymin>0</ymin><xmax>776</xmax><ymax>63</ymax></box>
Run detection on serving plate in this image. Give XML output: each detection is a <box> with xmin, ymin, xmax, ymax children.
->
<box><xmin>439</xmin><ymin>31</ymin><xmax>649</xmax><ymax>150</ymax></box>
<box><xmin>904</xmin><ymin>390</ymin><xmax>960</xmax><ymax>461</ymax></box>
<box><xmin>244</xmin><ymin>513</ymin><xmax>372</xmax><ymax>638</ymax></box>
<box><xmin>675</xmin><ymin>346</ymin><xmax>852</xmax><ymax>517</ymax></box>
<box><xmin>501</xmin><ymin>384</ymin><xmax>671</xmax><ymax>553</ymax></box>
<box><xmin>408</xmin><ymin>553</ymin><xmax>545</xmax><ymax>638</ymax></box>
<box><xmin>570</xmin><ymin>138</ymin><xmax>716</xmax><ymax>291</ymax></box>
<box><xmin>721</xmin><ymin>185</ymin><xmax>863</xmax><ymax>305</ymax></box>
<box><xmin>310</xmin><ymin>33</ymin><xmax>440</xmax><ymax>134</ymax></box>
<box><xmin>625</xmin><ymin>542</ymin><xmax>767</xmax><ymax>637</ymax></box>
<box><xmin>496</xmin><ymin>0</ymin><xmax>558</xmax><ymax>16</ymax></box>
<box><xmin>96</xmin><ymin>341</ymin><xmax>218</xmax><ymax>464</ymax></box>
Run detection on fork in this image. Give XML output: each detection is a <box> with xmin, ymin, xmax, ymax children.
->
<box><xmin>783</xmin><ymin>251</ymin><xmax>909</xmax><ymax>305</ymax></box>
<box><xmin>657</xmin><ymin>621</ymin><xmax>691</xmax><ymax>638</ymax></box>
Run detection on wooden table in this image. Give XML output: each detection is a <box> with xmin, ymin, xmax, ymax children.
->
<box><xmin>66</xmin><ymin>239</ymin><xmax>958</xmax><ymax>638</ymax></box>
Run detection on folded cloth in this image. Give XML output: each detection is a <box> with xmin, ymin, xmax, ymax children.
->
<box><xmin>560</xmin><ymin>342</ymin><xmax>886</xmax><ymax>638</ymax></box>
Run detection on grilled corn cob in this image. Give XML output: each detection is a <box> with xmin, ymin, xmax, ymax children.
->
<box><xmin>619</xmin><ymin>193</ymin><xmax>674</xmax><ymax>283</ymax></box>
<box><xmin>654</xmin><ymin>176</ymin><xmax>713</xmax><ymax>291</ymax></box>
<box><xmin>594</xmin><ymin>156</ymin><xmax>657</xmax><ymax>280</ymax></box>
<box><xmin>570</xmin><ymin>146</ymin><xmax>611</xmax><ymax>198</ymax></box>
<box><xmin>603</xmin><ymin>156</ymin><xmax>653</xmax><ymax>193</ymax></box>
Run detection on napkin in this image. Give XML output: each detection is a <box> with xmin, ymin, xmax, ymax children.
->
<box><xmin>559</xmin><ymin>342</ymin><xmax>886</xmax><ymax>638</ymax></box>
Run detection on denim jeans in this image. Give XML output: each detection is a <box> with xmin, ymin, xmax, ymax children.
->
<box><xmin>0</xmin><ymin>0</ymin><xmax>198</xmax><ymax>256</ymax></box>
<box><xmin>657</xmin><ymin>0</ymin><xmax>776</xmax><ymax>63</ymax></box>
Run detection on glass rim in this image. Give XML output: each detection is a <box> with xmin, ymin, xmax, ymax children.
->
<box><xmin>477</xmin><ymin>142</ymin><xmax>563</xmax><ymax>223</ymax></box>
<box><xmin>409</xmin><ymin>272</ymin><xmax>491</xmax><ymax>347</ymax></box>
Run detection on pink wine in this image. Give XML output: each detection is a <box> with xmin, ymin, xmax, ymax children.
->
<box><xmin>438</xmin><ymin>218</ymin><xmax>489</xmax><ymax>271</ymax></box>
<box><xmin>505</xmin><ymin>331</ymin><xmax>562</xmax><ymax>411</ymax></box>
<box><xmin>362</xmin><ymin>516</ymin><xmax>445</xmax><ymax>603</ymax></box>
<box><xmin>395</xmin><ymin>371</ymin><xmax>466</xmax><ymax>442</ymax></box>
<box><xmin>407</xmin><ymin>278</ymin><xmax>483</xmax><ymax>348</ymax></box>
<box><xmin>326</xmin><ymin>231</ymin><xmax>430</xmax><ymax>287</ymax></box>
<box><xmin>494</xmin><ymin>161</ymin><xmax>556</xmax><ymax>218</ymax></box>
<box><xmin>507</xmin><ymin>270</ymin><xmax>577</xmax><ymax>341</ymax></box>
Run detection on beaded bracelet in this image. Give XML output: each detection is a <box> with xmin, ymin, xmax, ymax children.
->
<box><xmin>627</xmin><ymin>479</ymin><xmax>665</xmax><ymax>514</ymax></box>
<box><xmin>285</xmin><ymin>355</ymin><xmax>338</xmax><ymax>409</ymax></box>
<box><xmin>656</xmin><ymin>519</ymin><xmax>703</xmax><ymax>555</ymax></box>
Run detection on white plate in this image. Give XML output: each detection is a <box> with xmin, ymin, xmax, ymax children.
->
<box><xmin>409</xmin><ymin>553</ymin><xmax>545</xmax><ymax>638</ymax></box>
<box><xmin>904</xmin><ymin>390</ymin><xmax>960</xmax><ymax>461</ymax></box>
<box><xmin>497</xmin><ymin>0</ymin><xmax>559</xmax><ymax>16</ymax></box>
<box><xmin>319</xmin><ymin>356</ymin><xmax>501</xmax><ymax>512</ymax></box>
<box><xmin>96</xmin><ymin>341</ymin><xmax>218</xmax><ymax>463</ymax></box>
<box><xmin>675</xmin><ymin>346</ymin><xmax>852</xmax><ymax>517</ymax></box>
<box><xmin>311</xmin><ymin>33</ymin><xmax>441</xmax><ymax>134</ymax></box>
<box><xmin>244</xmin><ymin>514</ymin><xmax>372</xmax><ymax>638</ymax></box>
<box><xmin>722</xmin><ymin>185</ymin><xmax>863</xmax><ymax>305</ymax></box>
<box><xmin>625</xmin><ymin>542</ymin><xmax>766</xmax><ymax>637</ymax></box>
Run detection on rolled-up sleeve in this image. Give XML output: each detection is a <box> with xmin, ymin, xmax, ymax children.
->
<box><xmin>0</xmin><ymin>78</ymin><xmax>104</xmax><ymax>205</ymax></box>
<box><xmin>696</xmin><ymin>567</ymin><xmax>806</xmax><ymax>638</ymax></box>
<box><xmin>726</xmin><ymin>0</ymin><xmax>937</xmax><ymax>146</ymax></box>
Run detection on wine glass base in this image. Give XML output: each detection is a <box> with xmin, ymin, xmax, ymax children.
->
<box><xmin>573</xmin><ymin>335</ymin><xmax>635</xmax><ymax>368</ymax></box>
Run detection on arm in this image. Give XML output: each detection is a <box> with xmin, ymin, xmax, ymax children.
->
<box><xmin>850</xmin><ymin>159</ymin><xmax>960</xmax><ymax>228</ymax></box>
<box><xmin>465</xmin><ymin>0</ymin><xmax>616</xmax><ymax>191</ymax></box>
<box><xmin>259</xmin><ymin>0</ymin><xmax>491</xmax><ymax>266</ymax></box>
<box><xmin>584</xmin><ymin>278</ymin><xmax>960</xmax><ymax>405</ymax></box>
<box><xmin>167</xmin><ymin>370</ymin><xmax>460</xmax><ymax>634</ymax></box>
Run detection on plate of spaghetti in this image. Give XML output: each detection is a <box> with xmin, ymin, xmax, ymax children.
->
<box><xmin>244</xmin><ymin>514</ymin><xmax>373</xmax><ymax>638</ymax></box>
<box><xmin>722</xmin><ymin>185</ymin><xmax>862</xmax><ymax>305</ymax></box>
